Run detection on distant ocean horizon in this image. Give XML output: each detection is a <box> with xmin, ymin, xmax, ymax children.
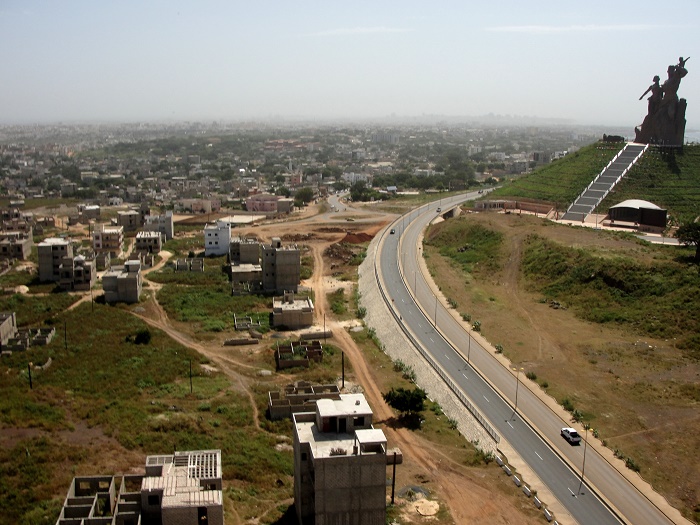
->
<box><xmin>685</xmin><ymin>130</ymin><xmax>700</xmax><ymax>143</ymax></box>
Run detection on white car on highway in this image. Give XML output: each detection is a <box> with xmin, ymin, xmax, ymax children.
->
<box><xmin>561</xmin><ymin>427</ymin><xmax>581</xmax><ymax>445</ymax></box>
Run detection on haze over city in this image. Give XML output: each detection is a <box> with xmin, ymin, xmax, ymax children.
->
<box><xmin>1</xmin><ymin>0</ymin><xmax>698</xmax><ymax>127</ymax></box>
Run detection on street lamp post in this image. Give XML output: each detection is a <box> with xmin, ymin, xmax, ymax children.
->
<box><xmin>512</xmin><ymin>367</ymin><xmax>524</xmax><ymax>417</ymax></box>
<box><xmin>433</xmin><ymin>294</ymin><xmax>438</xmax><ymax>328</ymax></box>
<box><xmin>578</xmin><ymin>424</ymin><xmax>590</xmax><ymax>494</ymax></box>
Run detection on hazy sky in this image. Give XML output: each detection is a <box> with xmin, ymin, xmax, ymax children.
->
<box><xmin>1</xmin><ymin>0</ymin><xmax>698</xmax><ymax>127</ymax></box>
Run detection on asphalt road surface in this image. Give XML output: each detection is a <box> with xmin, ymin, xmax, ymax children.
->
<box><xmin>376</xmin><ymin>192</ymin><xmax>675</xmax><ymax>525</ymax></box>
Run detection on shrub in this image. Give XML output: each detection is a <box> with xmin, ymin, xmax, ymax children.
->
<box><xmin>562</xmin><ymin>398</ymin><xmax>575</xmax><ymax>412</ymax></box>
<box><xmin>526</xmin><ymin>371</ymin><xmax>537</xmax><ymax>381</ymax></box>
<box><xmin>461</xmin><ymin>313</ymin><xmax>472</xmax><ymax>322</ymax></box>
<box><xmin>494</xmin><ymin>343</ymin><xmax>503</xmax><ymax>354</ymax></box>
<box><xmin>472</xmin><ymin>320</ymin><xmax>481</xmax><ymax>332</ymax></box>
<box><xmin>625</xmin><ymin>457</ymin><xmax>641</xmax><ymax>472</ymax></box>
<box><xmin>134</xmin><ymin>329</ymin><xmax>152</xmax><ymax>345</ymax></box>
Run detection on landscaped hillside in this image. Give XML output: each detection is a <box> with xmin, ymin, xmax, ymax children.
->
<box><xmin>423</xmin><ymin>213</ymin><xmax>700</xmax><ymax>522</ymax></box>
<box><xmin>486</xmin><ymin>142</ymin><xmax>622</xmax><ymax>206</ymax></box>
<box><xmin>599</xmin><ymin>145</ymin><xmax>700</xmax><ymax>222</ymax></box>
<box><xmin>488</xmin><ymin>142</ymin><xmax>700</xmax><ymax>223</ymax></box>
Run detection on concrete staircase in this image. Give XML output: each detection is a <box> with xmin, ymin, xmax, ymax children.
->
<box><xmin>561</xmin><ymin>143</ymin><xmax>648</xmax><ymax>221</ymax></box>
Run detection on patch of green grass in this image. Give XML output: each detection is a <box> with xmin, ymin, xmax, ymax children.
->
<box><xmin>328</xmin><ymin>288</ymin><xmax>350</xmax><ymax>318</ymax></box>
<box><xmin>300</xmin><ymin>254</ymin><xmax>313</xmax><ymax>280</ymax></box>
<box><xmin>521</xmin><ymin>234</ymin><xmax>700</xmax><ymax>357</ymax></box>
<box><xmin>157</xmin><ymin>284</ymin><xmax>270</xmax><ymax>333</ymax></box>
<box><xmin>162</xmin><ymin>236</ymin><xmax>203</xmax><ymax>257</ymax></box>
<box><xmin>148</xmin><ymin>266</ymin><xmax>229</xmax><ymax>285</ymax></box>
<box><xmin>0</xmin><ymin>293</ymin><xmax>79</xmax><ymax>328</ymax></box>
<box><xmin>424</xmin><ymin>219</ymin><xmax>503</xmax><ymax>275</ymax></box>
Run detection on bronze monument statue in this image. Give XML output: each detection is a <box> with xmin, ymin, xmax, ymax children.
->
<box><xmin>635</xmin><ymin>57</ymin><xmax>689</xmax><ymax>145</ymax></box>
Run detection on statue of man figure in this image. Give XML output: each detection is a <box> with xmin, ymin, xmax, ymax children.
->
<box><xmin>661</xmin><ymin>57</ymin><xmax>689</xmax><ymax>118</ymax></box>
<box><xmin>639</xmin><ymin>75</ymin><xmax>662</xmax><ymax>115</ymax></box>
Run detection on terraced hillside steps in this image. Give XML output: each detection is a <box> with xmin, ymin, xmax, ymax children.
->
<box><xmin>561</xmin><ymin>143</ymin><xmax>648</xmax><ymax>221</ymax></box>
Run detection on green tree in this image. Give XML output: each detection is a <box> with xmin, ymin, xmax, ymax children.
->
<box><xmin>677</xmin><ymin>221</ymin><xmax>700</xmax><ymax>262</ymax></box>
<box><xmin>383</xmin><ymin>387</ymin><xmax>427</xmax><ymax>415</ymax></box>
<box><xmin>275</xmin><ymin>186</ymin><xmax>291</xmax><ymax>197</ymax></box>
<box><xmin>294</xmin><ymin>187</ymin><xmax>314</xmax><ymax>205</ymax></box>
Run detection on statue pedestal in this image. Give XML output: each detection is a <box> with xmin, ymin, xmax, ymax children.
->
<box><xmin>635</xmin><ymin>98</ymin><xmax>687</xmax><ymax>145</ymax></box>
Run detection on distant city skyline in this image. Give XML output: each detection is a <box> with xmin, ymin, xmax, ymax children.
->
<box><xmin>1</xmin><ymin>1</ymin><xmax>698</xmax><ymax>128</ymax></box>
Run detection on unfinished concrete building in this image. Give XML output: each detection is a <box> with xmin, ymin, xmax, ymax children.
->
<box><xmin>58</xmin><ymin>255</ymin><xmax>96</xmax><ymax>291</ymax></box>
<box><xmin>274</xmin><ymin>340</ymin><xmax>324</xmax><ymax>370</ymax></box>
<box><xmin>293</xmin><ymin>394</ymin><xmax>398</xmax><ymax>525</ymax></box>
<box><xmin>143</xmin><ymin>211</ymin><xmax>174</xmax><ymax>241</ymax></box>
<box><xmin>103</xmin><ymin>261</ymin><xmax>142</xmax><ymax>304</ymax></box>
<box><xmin>0</xmin><ymin>230</ymin><xmax>33</xmax><ymax>260</ymax></box>
<box><xmin>229</xmin><ymin>237</ymin><xmax>301</xmax><ymax>295</ymax></box>
<box><xmin>141</xmin><ymin>450</ymin><xmax>223</xmax><ymax>525</ymax></box>
<box><xmin>93</xmin><ymin>224</ymin><xmax>124</xmax><ymax>257</ymax></box>
<box><xmin>268</xmin><ymin>381</ymin><xmax>341</xmax><ymax>420</ymax></box>
<box><xmin>134</xmin><ymin>231</ymin><xmax>163</xmax><ymax>254</ymax></box>
<box><xmin>38</xmin><ymin>237</ymin><xmax>73</xmax><ymax>282</ymax></box>
<box><xmin>272</xmin><ymin>292</ymin><xmax>314</xmax><ymax>330</ymax></box>
<box><xmin>0</xmin><ymin>312</ymin><xmax>18</xmax><ymax>347</ymax></box>
<box><xmin>55</xmin><ymin>450</ymin><xmax>223</xmax><ymax>525</ymax></box>
<box><xmin>262</xmin><ymin>237</ymin><xmax>300</xmax><ymax>294</ymax></box>
<box><xmin>116</xmin><ymin>210</ymin><xmax>140</xmax><ymax>232</ymax></box>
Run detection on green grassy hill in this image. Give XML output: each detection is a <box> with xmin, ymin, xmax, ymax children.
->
<box><xmin>488</xmin><ymin>143</ymin><xmax>700</xmax><ymax>221</ymax></box>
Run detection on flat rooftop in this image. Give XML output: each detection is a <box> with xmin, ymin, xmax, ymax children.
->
<box><xmin>317</xmin><ymin>394</ymin><xmax>371</xmax><ymax>419</ymax></box>
<box><xmin>219</xmin><ymin>215</ymin><xmax>259</xmax><ymax>225</ymax></box>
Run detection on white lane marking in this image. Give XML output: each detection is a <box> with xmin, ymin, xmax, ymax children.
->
<box><xmin>535</xmin><ymin>452</ymin><xmax>543</xmax><ymax>461</ymax></box>
<box><xmin>445</xmin><ymin>355</ymin><xmax>450</xmax><ymax>360</ymax></box>
<box><xmin>429</xmin><ymin>338</ymin><xmax>434</xmax><ymax>343</ymax></box>
<box><xmin>462</xmin><ymin>373</ymin><xmax>468</xmax><ymax>379</ymax></box>
<box><xmin>568</xmin><ymin>487</ymin><xmax>576</xmax><ymax>496</ymax></box>
<box><xmin>483</xmin><ymin>395</ymin><xmax>489</xmax><ymax>402</ymax></box>
<box><xmin>507</xmin><ymin>421</ymin><xmax>514</xmax><ymax>429</ymax></box>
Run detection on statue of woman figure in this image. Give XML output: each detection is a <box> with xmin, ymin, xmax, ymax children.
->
<box><xmin>639</xmin><ymin>75</ymin><xmax>662</xmax><ymax>115</ymax></box>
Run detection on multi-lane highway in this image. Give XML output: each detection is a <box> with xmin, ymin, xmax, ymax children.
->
<box><xmin>374</xmin><ymin>192</ymin><xmax>677</xmax><ymax>525</ymax></box>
